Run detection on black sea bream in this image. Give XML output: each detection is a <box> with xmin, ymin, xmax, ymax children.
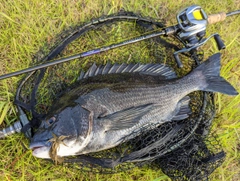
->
<box><xmin>30</xmin><ymin>53</ymin><xmax>238</xmax><ymax>160</ymax></box>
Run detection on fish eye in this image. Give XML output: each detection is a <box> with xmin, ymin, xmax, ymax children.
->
<box><xmin>47</xmin><ymin>117</ymin><xmax>56</xmax><ymax>125</ymax></box>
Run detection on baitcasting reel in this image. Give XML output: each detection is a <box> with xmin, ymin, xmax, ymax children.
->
<box><xmin>172</xmin><ymin>5</ymin><xmax>226</xmax><ymax>67</ymax></box>
<box><xmin>177</xmin><ymin>5</ymin><xmax>208</xmax><ymax>41</ymax></box>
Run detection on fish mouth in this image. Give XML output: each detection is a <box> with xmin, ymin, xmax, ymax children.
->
<box><xmin>31</xmin><ymin>146</ymin><xmax>41</xmax><ymax>151</ymax></box>
<box><xmin>29</xmin><ymin>143</ymin><xmax>51</xmax><ymax>159</ymax></box>
<box><xmin>29</xmin><ymin>142</ymin><xmax>48</xmax><ymax>150</ymax></box>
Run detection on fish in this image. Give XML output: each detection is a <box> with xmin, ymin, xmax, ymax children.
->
<box><xmin>29</xmin><ymin>53</ymin><xmax>238</xmax><ymax>162</ymax></box>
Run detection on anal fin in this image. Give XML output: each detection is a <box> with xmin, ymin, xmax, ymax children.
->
<box><xmin>172</xmin><ymin>96</ymin><xmax>191</xmax><ymax>121</ymax></box>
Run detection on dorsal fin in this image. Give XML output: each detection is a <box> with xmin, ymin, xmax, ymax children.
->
<box><xmin>77</xmin><ymin>62</ymin><xmax>176</xmax><ymax>81</ymax></box>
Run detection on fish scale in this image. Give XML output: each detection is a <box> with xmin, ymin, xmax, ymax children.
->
<box><xmin>84</xmin><ymin>82</ymin><xmax>187</xmax><ymax>116</ymax></box>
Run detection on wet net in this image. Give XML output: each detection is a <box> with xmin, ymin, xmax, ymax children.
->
<box><xmin>15</xmin><ymin>11</ymin><xmax>225</xmax><ymax>180</ymax></box>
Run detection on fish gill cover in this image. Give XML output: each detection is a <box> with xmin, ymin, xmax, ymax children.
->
<box><xmin>15</xmin><ymin>11</ymin><xmax>225</xmax><ymax>180</ymax></box>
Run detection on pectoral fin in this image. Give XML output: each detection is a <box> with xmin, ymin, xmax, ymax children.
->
<box><xmin>100</xmin><ymin>104</ymin><xmax>153</xmax><ymax>131</ymax></box>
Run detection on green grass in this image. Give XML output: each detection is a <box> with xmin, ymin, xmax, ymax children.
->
<box><xmin>0</xmin><ymin>0</ymin><xmax>239</xmax><ymax>180</ymax></box>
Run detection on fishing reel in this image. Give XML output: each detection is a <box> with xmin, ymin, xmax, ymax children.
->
<box><xmin>173</xmin><ymin>5</ymin><xmax>226</xmax><ymax>67</ymax></box>
<box><xmin>177</xmin><ymin>5</ymin><xmax>208</xmax><ymax>45</ymax></box>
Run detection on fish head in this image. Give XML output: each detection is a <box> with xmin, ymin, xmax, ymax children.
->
<box><xmin>30</xmin><ymin>105</ymin><xmax>91</xmax><ymax>159</ymax></box>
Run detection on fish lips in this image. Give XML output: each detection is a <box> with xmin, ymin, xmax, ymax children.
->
<box><xmin>29</xmin><ymin>142</ymin><xmax>51</xmax><ymax>159</ymax></box>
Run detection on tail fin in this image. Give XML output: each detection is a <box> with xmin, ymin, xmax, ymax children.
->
<box><xmin>194</xmin><ymin>53</ymin><xmax>238</xmax><ymax>95</ymax></box>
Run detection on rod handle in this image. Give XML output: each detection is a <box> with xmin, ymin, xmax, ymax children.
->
<box><xmin>208</xmin><ymin>12</ymin><xmax>227</xmax><ymax>24</ymax></box>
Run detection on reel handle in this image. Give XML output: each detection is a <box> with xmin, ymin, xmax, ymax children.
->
<box><xmin>173</xmin><ymin>53</ymin><xmax>183</xmax><ymax>68</ymax></box>
<box><xmin>214</xmin><ymin>34</ymin><xmax>226</xmax><ymax>50</ymax></box>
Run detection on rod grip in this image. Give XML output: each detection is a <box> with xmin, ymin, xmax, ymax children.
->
<box><xmin>208</xmin><ymin>12</ymin><xmax>227</xmax><ymax>24</ymax></box>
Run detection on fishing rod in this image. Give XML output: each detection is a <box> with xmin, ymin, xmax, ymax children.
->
<box><xmin>1</xmin><ymin>5</ymin><xmax>240</xmax><ymax>139</ymax></box>
<box><xmin>0</xmin><ymin>5</ymin><xmax>240</xmax><ymax>81</ymax></box>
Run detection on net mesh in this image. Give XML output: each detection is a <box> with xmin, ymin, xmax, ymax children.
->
<box><xmin>15</xmin><ymin>11</ymin><xmax>225</xmax><ymax>180</ymax></box>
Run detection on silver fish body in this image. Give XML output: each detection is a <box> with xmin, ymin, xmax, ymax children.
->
<box><xmin>30</xmin><ymin>53</ymin><xmax>238</xmax><ymax>159</ymax></box>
